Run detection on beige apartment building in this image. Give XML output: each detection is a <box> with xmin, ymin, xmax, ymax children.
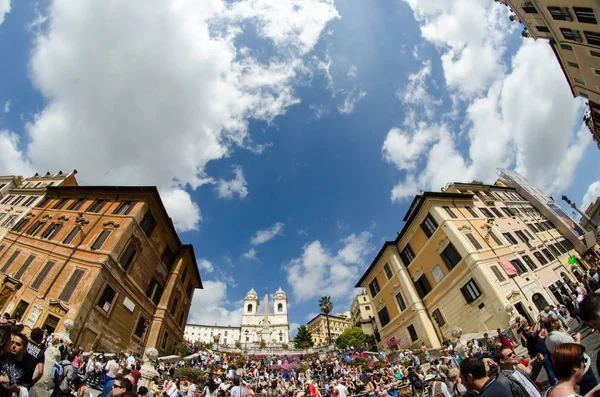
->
<box><xmin>583</xmin><ymin>196</ymin><xmax>600</xmax><ymax>233</ymax></box>
<box><xmin>0</xmin><ymin>171</ymin><xmax>79</xmax><ymax>239</ymax></box>
<box><xmin>500</xmin><ymin>0</ymin><xmax>600</xmax><ymax>148</ymax></box>
<box><xmin>351</xmin><ymin>289</ymin><xmax>375</xmax><ymax>335</ymax></box>
<box><xmin>356</xmin><ymin>182</ymin><xmax>588</xmax><ymax>350</ymax></box>
<box><xmin>306</xmin><ymin>312</ymin><xmax>353</xmax><ymax>346</ymax></box>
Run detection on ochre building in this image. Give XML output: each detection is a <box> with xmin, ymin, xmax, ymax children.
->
<box><xmin>306</xmin><ymin>312</ymin><xmax>352</xmax><ymax>347</ymax></box>
<box><xmin>356</xmin><ymin>182</ymin><xmax>589</xmax><ymax>350</ymax></box>
<box><xmin>0</xmin><ymin>185</ymin><xmax>202</xmax><ymax>355</ymax></box>
<box><xmin>351</xmin><ymin>289</ymin><xmax>375</xmax><ymax>335</ymax></box>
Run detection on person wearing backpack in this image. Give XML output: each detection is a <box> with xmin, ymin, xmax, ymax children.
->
<box><xmin>52</xmin><ymin>351</ymin><xmax>75</xmax><ymax>397</ymax></box>
<box><xmin>407</xmin><ymin>367</ymin><xmax>425</xmax><ymax>397</ymax></box>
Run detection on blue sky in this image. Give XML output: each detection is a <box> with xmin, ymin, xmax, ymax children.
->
<box><xmin>1</xmin><ymin>0</ymin><xmax>599</xmax><ymax>336</ymax></box>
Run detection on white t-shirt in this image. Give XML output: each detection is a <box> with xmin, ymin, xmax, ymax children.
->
<box><xmin>231</xmin><ymin>386</ymin><xmax>242</xmax><ymax>397</ymax></box>
<box><xmin>336</xmin><ymin>384</ymin><xmax>348</xmax><ymax>397</ymax></box>
<box><xmin>546</xmin><ymin>332</ymin><xmax>591</xmax><ymax>374</ymax></box>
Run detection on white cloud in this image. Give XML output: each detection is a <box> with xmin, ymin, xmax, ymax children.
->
<box><xmin>309</xmin><ymin>103</ymin><xmax>329</xmax><ymax>120</ymax></box>
<box><xmin>297</xmin><ymin>228</ymin><xmax>309</xmax><ymax>237</ymax></box>
<box><xmin>347</xmin><ymin>65</ymin><xmax>357</xmax><ymax>78</ymax></box>
<box><xmin>0</xmin><ymin>131</ymin><xmax>35</xmax><ymax>177</ymax></box>
<box><xmin>251</xmin><ymin>221</ymin><xmax>285</xmax><ymax>245</ymax></box>
<box><xmin>384</xmin><ymin>36</ymin><xmax>589</xmax><ymax>201</ymax></box>
<box><xmin>397</xmin><ymin>60</ymin><xmax>441</xmax><ymax>119</ymax></box>
<box><xmin>0</xmin><ymin>0</ymin><xmax>10</xmax><ymax>25</ymax></box>
<box><xmin>582</xmin><ymin>181</ymin><xmax>600</xmax><ymax>212</ymax></box>
<box><xmin>189</xmin><ymin>280</ymin><xmax>243</xmax><ymax>326</ymax></box>
<box><xmin>285</xmin><ymin>231</ymin><xmax>373</xmax><ymax>302</ymax></box>
<box><xmin>13</xmin><ymin>0</ymin><xmax>337</xmax><ymax>231</ymax></box>
<box><xmin>337</xmin><ymin>89</ymin><xmax>367</xmax><ymax>114</ymax></box>
<box><xmin>160</xmin><ymin>188</ymin><xmax>201</xmax><ymax>232</ymax></box>
<box><xmin>242</xmin><ymin>247</ymin><xmax>259</xmax><ymax>260</ymax></box>
<box><xmin>197</xmin><ymin>258</ymin><xmax>214</xmax><ymax>274</ymax></box>
<box><xmin>403</xmin><ymin>0</ymin><xmax>514</xmax><ymax>97</ymax></box>
<box><xmin>3</xmin><ymin>100</ymin><xmax>10</xmax><ymax>113</ymax></box>
<box><xmin>216</xmin><ymin>165</ymin><xmax>249</xmax><ymax>200</ymax></box>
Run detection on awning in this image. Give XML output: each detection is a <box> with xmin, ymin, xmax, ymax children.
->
<box><xmin>498</xmin><ymin>257</ymin><xmax>518</xmax><ymax>277</ymax></box>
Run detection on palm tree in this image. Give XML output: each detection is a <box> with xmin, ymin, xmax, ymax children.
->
<box><xmin>318</xmin><ymin>296</ymin><xmax>333</xmax><ymax>345</ymax></box>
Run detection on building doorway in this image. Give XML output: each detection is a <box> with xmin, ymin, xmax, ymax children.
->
<box><xmin>532</xmin><ymin>293</ymin><xmax>550</xmax><ymax>311</ymax></box>
<box><xmin>12</xmin><ymin>300</ymin><xmax>29</xmax><ymax>320</ymax></box>
<box><xmin>42</xmin><ymin>314</ymin><xmax>60</xmax><ymax>334</ymax></box>
<box><xmin>514</xmin><ymin>302</ymin><xmax>533</xmax><ymax>324</ymax></box>
<box><xmin>79</xmin><ymin>328</ymin><xmax>98</xmax><ymax>352</ymax></box>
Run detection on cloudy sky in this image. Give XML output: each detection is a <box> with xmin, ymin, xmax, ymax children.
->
<box><xmin>1</xmin><ymin>0</ymin><xmax>599</xmax><ymax>336</ymax></box>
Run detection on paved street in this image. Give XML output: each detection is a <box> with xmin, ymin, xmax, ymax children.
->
<box><xmin>535</xmin><ymin>319</ymin><xmax>600</xmax><ymax>390</ymax></box>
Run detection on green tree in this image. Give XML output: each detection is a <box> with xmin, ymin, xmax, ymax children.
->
<box><xmin>175</xmin><ymin>342</ymin><xmax>190</xmax><ymax>357</ymax></box>
<box><xmin>294</xmin><ymin>325</ymin><xmax>314</xmax><ymax>349</ymax></box>
<box><xmin>318</xmin><ymin>296</ymin><xmax>333</xmax><ymax>344</ymax></box>
<box><xmin>335</xmin><ymin>327</ymin><xmax>366</xmax><ymax>349</ymax></box>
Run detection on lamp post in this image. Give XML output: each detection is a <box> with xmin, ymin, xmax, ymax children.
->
<box><xmin>562</xmin><ymin>195</ymin><xmax>600</xmax><ymax>242</ymax></box>
<box><xmin>244</xmin><ymin>329</ymin><xmax>249</xmax><ymax>352</ymax></box>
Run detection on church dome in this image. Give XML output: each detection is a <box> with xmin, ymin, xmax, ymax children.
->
<box><xmin>273</xmin><ymin>287</ymin><xmax>287</xmax><ymax>299</ymax></box>
<box><xmin>245</xmin><ymin>287</ymin><xmax>258</xmax><ymax>299</ymax></box>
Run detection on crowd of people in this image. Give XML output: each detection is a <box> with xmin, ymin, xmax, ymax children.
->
<box><xmin>3</xmin><ymin>275</ymin><xmax>600</xmax><ymax>397</ymax></box>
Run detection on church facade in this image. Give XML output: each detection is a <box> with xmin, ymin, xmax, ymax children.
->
<box><xmin>185</xmin><ymin>287</ymin><xmax>290</xmax><ymax>346</ymax></box>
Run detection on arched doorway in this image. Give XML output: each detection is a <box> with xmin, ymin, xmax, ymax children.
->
<box><xmin>572</xmin><ymin>267</ymin><xmax>583</xmax><ymax>279</ymax></box>
<box><xmin>532</xmin><ymin>293</ymin><xmax>549</xmax><ymax>311</ymax></box>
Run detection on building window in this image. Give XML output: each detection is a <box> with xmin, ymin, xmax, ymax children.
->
<box><xmin>278</xmin><ymin>303</ymin><xmax>283</xmax><ymax>312</ymax></box>
<box><xmin>161</xmin><ymin>332</ymin><xmax>169</xmax><ymax>349</ymax></box>
<box><xmin>369</xmin><ymin>278</ymin><xmax>380</xmax><ymax>297</ymax></box>
<box><xmin>113</xmin><ymin>200</ymin><xmax>137</xmax><ymax>215</ymax></box>
<box><xmin>180</xmin><ymin>266</ymin><xmax>188</xmax><ymax>282</ymax></box>
<box><xmin>1</xmin><ymin>250</ymin><xmax>21</xmax><ymax>273</ymax></box>
<box><xmin>12</xmin><ymin>218</ymin><xmax>29</xmax><ymax>233</ymax></box>
<box><xmin>14</xmin><ymin>254</ymin><xmax>35</xmax><ymax>280</ymax></box>
<box><xmin>479</xmin><ymin>208</ymin><xmax>493</xmax><ymax>218</ymax></box>
<box><xmin>22</xmin><ymin>196</ymin><xmax>36</xmax><ymax>207</ymax></box>
<box><xmin>146</xmin><ymin>277</ymin><xmax>163</xmax><ymax>305</ymax></box>
<box><xmin>170</xmin><ymin>296</ymin><xmax>178</xmax><ymax>316</ymax></box>
<box><xmin>420</xmin><ymin>214</ymin><xmax>438</xmax><ymax>238</ymax></box>
<box><xmin>490</xmin><ymin>265</ymin><xmax>506</xmax><ymax>282</ymax></box>
<box><xmin>591</xmin><ymin>50</ymin><xmax>600</xmax><ymax>58</ymax></box>
<box><xmin>560</xmin><ymin>44</ymin><xmax>573</xmax><ymax>51</ymax></box>
<box><xmin>465</xmin><ymin>206</ymin><xmax>479</xmax><ymax>218</ymax></box>
<box><xmin>0</xmin><ymin>195</ymin><xmax>14</xmax><ymax>205</ymax></box>
<box><xmin>247</xmin><ymin>304</ymin><xmax>253</xmax><ymax>313</ymax></box>
<box><xmin>561</xmin><ymin>28</ymin><xmax>581</xmax><ymax>41</ymax></box>
<box><xmin>441</xmin><ymin>243</ymin><xmax>462</xmax><ymax>270</ymax></box>
<box><xmin>464</xmin><ymin>233</ymin><xmax>483</xmax><ymax>250</ymax></box>
<box><xmin>523</xmin><ymin>5</ymin><xmax>537</xmax><ymax>13</ymax></box>
<box><xmin>377</xmin><ymin>306</ymin><xmax>390</xmax><ymax>327</ymax></box>
<box><xmin>442</xmin><ymin>206</ymin><xmax>458</xmax><ymax>219</ymax></box>
<box><xmin>407</xmin><ymin>325</ymin><xmax>418</xmax><ymax>342</ymax></box>
<box><xmin>574</xmin><ymin>7</ymin><xmax>597</xmax><ymax>24</ymax></box>
<box><xmin>395</xmin><ymin>291</ymin><xmax>407</xmax><ymax>312</ymax></box>
<box><xmin>532</xmin><ymin>293</ymin><xmax>550</xmax><ymax>311</ymax></box>
<box><xmin>186</xmin><ymin>280</ymin><xmax>194</xmax><ymax>297</ymax></box>
<box><xmin>514</xmin><ymin>230</ymin><xmax>530</xmax><ymax>246</ymax></box>
<box><xmin>134</xmin><ymin>316</ymin><xmax>148</xmax><ymax>338</ymax></box>
<box><xmin>365</xmin><ymin>305</ymin><xmax>370</xmax><ymax>310</ymax></box>
<box><xmin>536</xmin><ymin>26</ymin><xmax>550</xmax><ymax>33</ymax></box>
<box><xmin>119</xmin><ymin>243</ymin><xmax>137</xmax><ymax>270</ymax></box>
<box><xmin>42</xmin><ymin>222</ymin><xmax>63</xmax><ymax>240</ymax></box>
<box><xmin>91</xmin><ymin>230</ymin><xmax>111</xmax><ymax>250</ymax></box>
<box><xmin>161</xmin><ymin>246</ymin><xmax>175</xmax><ymax>270</ymax></box>
<box><xmin>52</xmin><ymin>198</ymin><xmax>70</xmax><ymax>210</ymax></box>
<box><xmin>67</xmin><ymin>198</ymin><xmax>85</xmax><ymax>211</ymax></box>
<box><xmin>522</xmin><ymin>255</ymin><xmax>537</xmax><ymax>270</ymax></box>
<box><xmin>575</xmin><ymin>77</ymin><xmax>586</xmax><ymax>85</ymax></box>
<box><xmin>58</xmin><ymin>268</ymin><xmax>85</xmax><ymax>302</ymax></box>
<box><xmin>542</xmin><ymin>249</ymin><xmax>554</xmax><ymax>262</ymax></box>
<box><xmin>490</xmin><ymin>208</ymin><xmax>504</xmax><ymax>218</ymax></box>
<box><xmin>501</xmin><ymin>208</ymin><xmax>514</xmax><ymax>217</ymax></box>
<box><xmin>549</xmin><ymin>7</ymin><xmax>571</xmax><ymax>21</ymax></box>
<box><xmin>11</xmin><ymin>196</ymin><xmax>25</xmax><ymax>206</ymax></box>
<box><xmin>460</xmin><ymin>279</ymin><xmax>482</xmax><ymax>303</ymax></box>
<box><xmin>400</xmin><ymin>244</ymin><xmax>416</xmax><ymax>266</ymax></box>
<box><xmin>414</xmin><ymin>275</ymin><xmax>432</xmax><ymax>299</ymax></box>
<box><xmin>383</xmin><ymin>263</ymin><xmax>393</xmax><ymax>280</ymax></box>
<box><xmin>30</xmin><ymin>261</ymin><xmax>54</xmax><ymax>290</ymax></box>
<box><xmin>86</xmin><ymin>199</ymin><xmax>106</xmax><ymax>213</ymax></box>
<box><xmin>585</xmin><ymin>30</ymin><xmax>600</xmax><ymax>45</ymax></box>
<box><xmin>568</xmin><ymin>61</ymin><xmax>580</xmax><ymax>69</ymax></box>
<box><xmin>62</xmin><ymin>226</ymin><xmax>81</xmax><ymax>245</ymax></box>
<box><xmin>0</xmin><ymin>214</ymin><xmax>5</xmax><ymax>223</ymax></box>
<box><xmin>533</xmin><ymin>251</ymin><xmax>548</xmax><ymax>265</ymax></box>
<box><xmin>431</xmin><ymin>309</ymin><xmax>445</xmax><ymax>326</ymax></box>
<box><xmin>1</xmin><ymin>215</ymin><xmax>17</xmax><ymax>228</ymax></box>
<box><xmin>502</xmin><ymin>232</ymin><xmax>518</xmax><ymax>245</ymax></box>
<box><xmin>549</xmin><ymin>244</ymin><xmax>561</xmax><ymax>257</ymax></box>
<box><xmin>97</xmin><ymin>284</ymin><xmax>116</xmax><ymax>312</ymax></box>
<box><xmin>511</xmin><ymin>259</ymin><xmax>528</xmax><ymax>274</ymax></box>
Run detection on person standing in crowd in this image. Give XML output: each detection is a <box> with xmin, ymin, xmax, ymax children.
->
<box><xmin>524</xmin><ymin>322</ymin><xmax>557</xmax><ymax>386</ymax></box>
<box><xmin>0</xmin><ymin>332</ymin><xmax>36</xmax><ymax>396</ymax></box>
<box><xmin>496</xmin><ymin>329</ymin><xmax>513</xmax><ymax>350</ymax></box>
<box><xmin>494</xmin><ymin>345</ymin><xmax>541</xmax><ymax>397</ymax></box>
<box><xmin>459</xmin><ymin>357</ymin><xmax>511</xmax><ymax>396</ymax></box>
<box><xmin>26</xmin><ymin>328</ymin><xmax>46</xmax><ymax>386</ymax></box>
<box><xmin>545</xmin><ymin>343</ymin><xmax>600</xmax><ymax>397</ymax></box>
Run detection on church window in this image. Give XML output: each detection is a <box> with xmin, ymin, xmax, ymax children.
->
<box><xmin>277</xmin><ymin>303</ymin><xmax>283</xmax><ymax>312</ymax></box>
<box><xmin>248</xmin><ymin>304</ymin><xmax>253</xmax><ymax>312</ymax></box>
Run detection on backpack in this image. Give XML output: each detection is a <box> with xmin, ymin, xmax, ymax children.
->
<box><xmin>51</xmin><ymin>363</ymin><xmax>74</xmax><ymax>385</ymax></box>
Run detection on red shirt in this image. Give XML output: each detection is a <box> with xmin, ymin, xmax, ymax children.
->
<box><xmin>307</xmin><ymin>384</ymin><xmax>317</xmax><ymax>397</ymax></box>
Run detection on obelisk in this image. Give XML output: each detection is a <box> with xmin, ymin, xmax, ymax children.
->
<box><xmin>259</xmin><ymin>292</ymin><xmax>270</xmax><ymax>343</ymax></box>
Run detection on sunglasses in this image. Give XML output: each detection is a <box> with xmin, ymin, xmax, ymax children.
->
<box><xmin>113</xmin><ymin>384</ymin><xmax>124</xmax><ymax>389</ymax></box>
<box><xmin>503</xmin><ymin>352</ymin><xmax>515</xmax><ymax>359</ymax></box>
